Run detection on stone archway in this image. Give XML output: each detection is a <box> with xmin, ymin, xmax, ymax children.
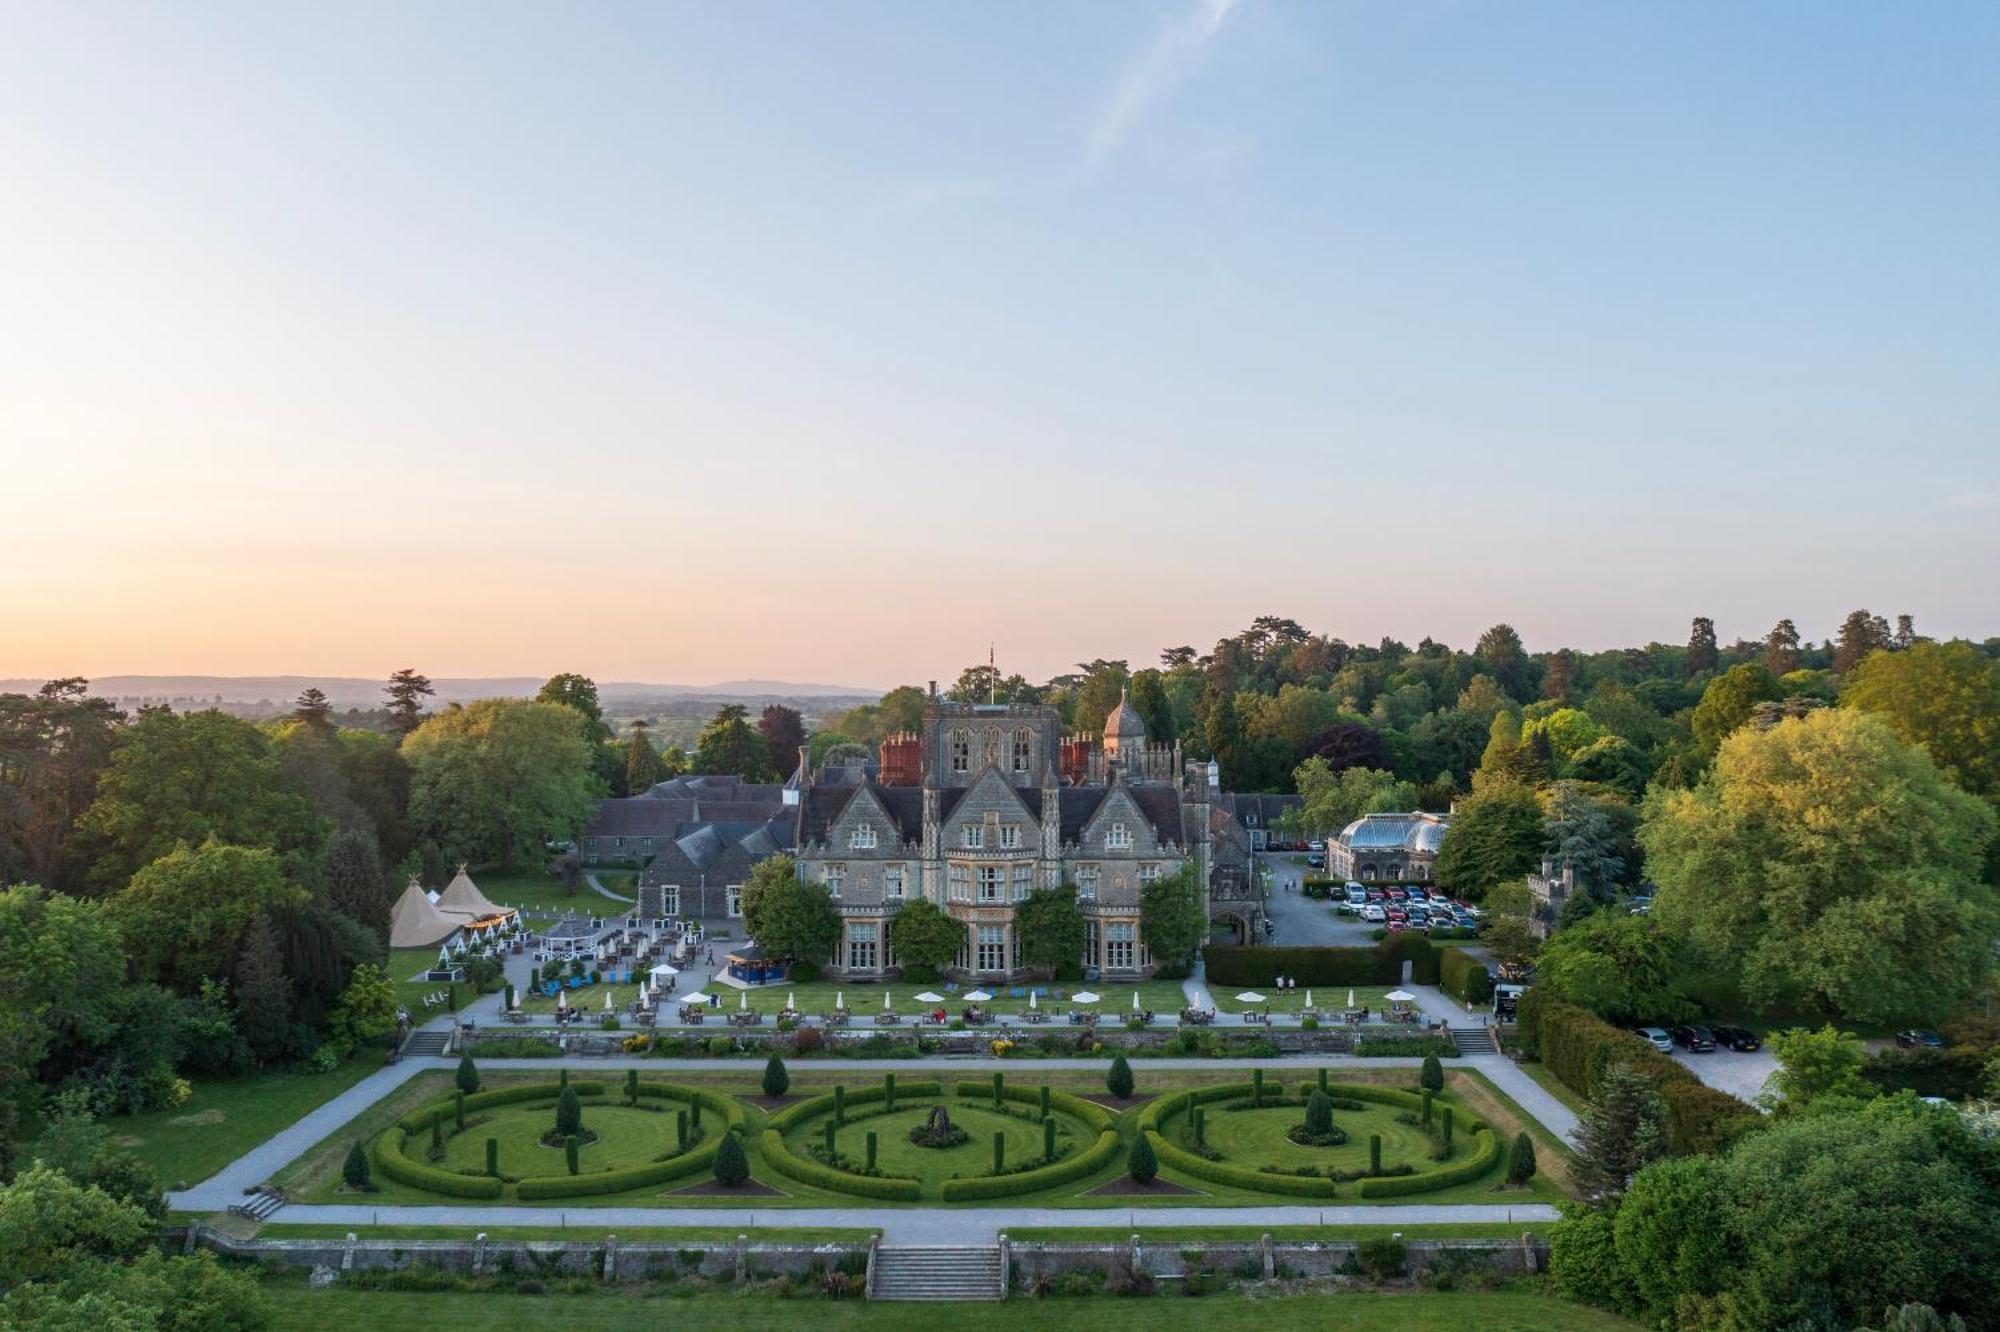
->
<box><xmin>1209</xmin><ymin>910</ymin><xmax>1249</xmax><ymax>945</ymax></box>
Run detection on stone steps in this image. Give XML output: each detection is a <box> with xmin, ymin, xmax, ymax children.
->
<box><xmin>1451</xmin><ymin>1026</ymin><xmax>1496</xmax><ymax>1055</ymax></box>
<box><xmin>230</xmin><ymin>1186</ymin><xmax>286</xmax><ymax>1221</ymax></box>
<box><xmin>403</xmin><ymin>1029</ymin><xmax>451</xmax><ymax>1057</ymax></box>
<box><xmin>869</xmin><ymin>1245</ymin><xmax>1005</xmax><ymax>1301</ymax></box>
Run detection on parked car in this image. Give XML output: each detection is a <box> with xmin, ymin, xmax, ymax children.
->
<box><xmin>1308</xmin><ymin>839</ymin><xmax>1325</xmax><ymax>852</ymax></box>
<box><xmin>1345</xmin><ymin>889</ymin><xmax>1367</xmax><ymax>907</ymax></box>
<box><xmin>1896</xmin><ymin>1029</ymin><xmax>1946</xmax><ymax>1049</ymax></box>
<box><xmin>1710</xmin><ymin>1025</ymin><xmax>1761</xmax><ymax>1052</ymax></box>
<box><xmin>1385</xmin><ymin>887</ymin><xmax>1407</xmax><ymax>903</ymax></box>
<box><xmin>1306</xmin><ymin>852</ymin><xmax>1325</xmax><ymax>868</ymax></box>
<box><xmin>1427</xmin><ymin>889</ymin><xmax>1451</xmax><ymax>904</ymax></box>
<box><xmin>1359</xmin><ymin>904</ymin><xmax>1386</xmax><ymax>922</ymax></box>
<box><xmin>1672</xmin><ymin>1024</ymin><xmax>1716</xmax><ymax>1052</ymax></box>
<box><xmin>1406</xmin><ymin>908</ymin><xmax>1430</xmax><ymax>926</ymax></box>
<box><xmin>1365</xmin><ymin>888</ymin><xmax>1386</xmax><ymax>903</ymax></box>
<box><xmin>1637</xmin><ymin>1026</ymin><xmax>1674</xmax><ymax>1053</ymax></box>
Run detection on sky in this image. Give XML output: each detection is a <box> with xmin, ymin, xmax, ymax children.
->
<box><xmin>2</xmin><ymin>1</ymin><xmax>1996</xmax><ymax>689</ymax></box>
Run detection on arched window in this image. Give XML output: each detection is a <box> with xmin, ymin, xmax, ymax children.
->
<box><xmin>1360</xmin><ymin>863</ymin><xmax>1377</xmax><ymax>881</ymax></box>
<box><xmin>949</xmin><ymin>731</ymin><xmax>969</xmax><ymax>773</ymax></box>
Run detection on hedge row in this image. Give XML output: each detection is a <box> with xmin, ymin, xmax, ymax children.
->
<box><xmin>1517</xmin><ymin>992</ymin><xmax>1755</xmax><ymax>1154</ymax></box>
<box><xmin>513</xmin><ymin>1083</ymin><xmax>748</xmax><ymax>1199</ymax></box>
<box><xmin>756</xmin><ymin>1129</ymin><xmax>923</xmax><ymax>1201</ymax></box>
<box><xmin>1204</xmin><ymin>935</ymin><xmax>1440</xmax><ymax>987</ymax></box>
<box><xmin>762</xmin><ymin>1080</ymin><xmax>944</xmax><ymax>1133</ymax></box>
<box><xmin>397</xmin><ymin>1080</ymin><xmax>608</xmax><ymax>1134</ymax></box>
<box><xmin>1437</xmin><ymin>947</ymin><xmax>1494</xmax><ymax>1005</ymax></box>
<box><xmin>1136</xmin><ymin>1081</ymin><xmax>1281</xmax><ymax>1133</ymax></box>
<box><xmin>370</xmin><ymin>1127</ymin><xmax>505</xmax><ymax>1199</ymax></box>
<box><xmin>951</xmin><ymin>1081</ymin><xmax>1118</xmax><ymax>1133</ymax></box>
<box><xmin>1354</xmin><ymin>1124</ymin><xmax>1501</xmax><ymax>1198</ymax></box>
<box><xmin>1145</xmin><ymin>1129</ymin><xmax>1341</xmax><ymax>1197</ymax></box>
<box><xmin>938</xmin><ymin>1129</ymin><xmax>1121</xmax><ymax>1201</ymax></box>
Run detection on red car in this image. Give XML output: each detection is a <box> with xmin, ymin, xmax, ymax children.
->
<box><xmin>1384</xmin><ymin>887</ymin><xmax>1407</xmax><ymax>902</ymax></box>
<box><xmin>1365</xmin><ymin>888</ymin><xmax>1386</xmax><ymax>902</ymax></box>
<box><xmin>1384</xmin><ymin>919</ymin><xmax>1407</xmax><ymax>932</ymax></box>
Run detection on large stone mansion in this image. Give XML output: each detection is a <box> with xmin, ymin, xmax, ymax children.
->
<box><xmin>791</xmin><ymin>683</ymin><xmax>1261</xmax><ymax>983</ymax></box>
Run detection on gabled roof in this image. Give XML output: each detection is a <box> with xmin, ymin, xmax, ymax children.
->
<box><xmin>797</xmin><ymin>778</ymin><xmax>1184</xmax><ymax>849</ymax></box>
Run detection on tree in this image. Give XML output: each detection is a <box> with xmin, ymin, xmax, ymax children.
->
<box><xmin>1642</xmin><ymin>709</ymin><xmax>1998</xmax><ymax>1025</ymax></box>
<box><xmin>1686</xmin><ymin>616</ymin><xmax>1718</xmax><ymax>676</ymax></box>
<box><xmin>1419</xmin><ymin>1054</ymin><xmax>1444</xmax><ymax>1093</ymax></box>
<box><xmin>711</xmin><ymin>1127</ymin><xmax>750</xmax><ymax>1185</ymax></box>
<box><xmin>0</xmin><ymin>679</ymin><xmax>124</xmax><ymax>891</ymax></box>
<box><xmin>1474</xmin><ymin>710</ymin><xmax>1524</xmax><ymax>788</ymax></box>
<box><xmin>403</xmin><ymin>699</ymin><xmax>595</xmax><ymax>870</ymax></box>
<box><xmin>1572</xmin><ymin>1062</ymin><xmax>1666</xmax><ymax>1203</ymax></box>
<box><xmin>1607</xmin><ymin>1153</ymin><xmax>1725</xmax><ymax>1321</ymax></box>
<box><xmin>0</xmin><ymin>1164</ymin><xmax>155</xmax><ymax>1288</ymax></box>
<box><xmin>1202</xmin><ymin>690</ymin><xmax>1244</xmax><ymax>783</ymax></box>
<box><xmin>1833</xmin><ymin>609</ymin><xmax>1893</xmax><ymax>674</ymax></box>
<box><xmin>1014</xmin><ymin>887</ymin><xmax>1086</xmax><ymax>976</ymax></box>
<box><xmin>535</xmin><ymin>673</ymin><xmax>611</xmax><ymax>743</ymax></box>
<box><xmin>889</xmin><ymin>898</ymin><xmax>963</xmax><ymax>973</ymax></box>
<box><xmin>1304</xmin><ymin>1088</ymin><xmax>1334</xmax><ymax>1135</ymax></box>
<box><xmin>1762</xmin><ymin>618</ymin><xmax>1802</xmax><ymax>675</ymax></box>
<box><xmin>1690</xmin><ymin>663</ymin><xmax>1780</xmax><ymax>754</ymax></box>
<box><xmin>330</xmin><ymin>963</ymin><xmax>397</xmax><ymax>1048</ymax></box>
<box><xmin>738</xmin><ymin>856</ymin><xmax>838</xmax><ymax>963</ymax></box>
<box><xmin>1129</xmin><ymin>671</ymin><xmax>1175</xmax><ymax>745</ymax></box>
<box><xmin>762</xmin><ymin>1053</ymin><xmax>789</xmax><ymax>1098</ymax></box>
<box><xmin>290</xmin><ymin>687</ymin><xmax>336</xmax><ymax>737</ymax></box>
<box><xmin>73</xmin><ymin>709</ymin><xmax>324</xmax><ymax>889</ymax></box>
<box><xmin>555</xmin><ymin>1085</ymin><xmax>583</xmax><ymax>1138</ymax></box>
<box><xmin>1139</xmin><ymin>864</ymin><xmax>1205</xmax><ymax>968</ymax></box>
<box><xmin>455</xmin><ymin>1053</ymin><xmax>481</xmax><ymax>1096</ymax></box>
<box><xmin>1533</xmin><ymin>913</ymin><xmax>1696</xmax><ymax>1026</ymax></box>
<box><xmin>1842</xmin><ymin>640</ymin><xmax>2000</xmax><ymax>798</ymax></box>
<box><xmin>1520</xmin><ymin>708</ymin><xmax>1605</xmax><ymax>765</ymax></box>
<box><xmin>625</xmin><ymin>721</ymin><xmax>661</xmax><ymax>794</ymax></box>
<box><xmin>1567</xmin><ymin>735</ymin><xmax>1650</xmax><ymax>799</ymax></box>
<box><xmin>693</xmin><ymin>704</ymin><xmax>771</xmax><ymax>779</ymax></box>
<box><xmin>1126</xmin><ymin>1132</ymin><xmax>1158</xmax><ymax>1184</ymax></box>
<box><xmin>1506</xmin><ymin>1131</ymin><xmax>1537</xmax><ymax>1185</ymax></box>
<box><xmin>1107</xmin><ymin>1052</ymin><xmax>1134</xmax><ymax>1099</ymax></box>
<box><xmin>0</xmin><ymin>886</ymin><xmax>130</xmax><ymax>1167</ymax></box>
<box><xmin>1544</xmin><ymin>781</ymin><xmax>1626</xmax><ymax>900</ymax></box>
<box><xmin>1434</xmin><ymin>783</ymin><xmax>1545</xmax><ymax>897</ymax></box>
<box><xmin>1542</xmin><ymin>650</ymin><xmax>1576</xmax><ymax>704</ymax></box>
<box><xmin>383</xmin><ymin>668</ymin><xmax>434</xmax><ymax>738</ymax></box>
<box><xmin>1763</xmin><ymin>1025</ymin><xmax>1870</xmax><ymax>1108</ymax></box>
<box><xmin>756</xmin><ymin>705</ymin><xmax>807</xmax><ymax>779</ymax></box>
<box><xmin>111</xmin><ymin>842</ymin><xmax>303</xmax><ymax>994</ymax></box>
<box><xmin>342</xmin><ymin>1141</ymin><xmax>371</xmax><ymax>1189</ymax></box>
<box><xmin>320</xmin><ymin>828</ymin><xmax>389</xmax><ymax>942</ymax></box>
<box><xmin>1288</xmin><ymin>760</ymin><xmax>1417</xmax><ymax>838</ymax></box>
<box><xmin>230</xmin><ymin>913</ymin><xmax>294</xmax><ymax>1064</ymax></box>
<box><xmin>1475</xmin><ymin>624</ymin><xmax>1532</xmax><ymax>700</ymax></box>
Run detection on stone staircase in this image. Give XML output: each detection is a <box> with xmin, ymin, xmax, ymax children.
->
<box><xmin>868</xmin><ymin>1245</ymin><xmax>1006</xmax><ymax>1301</ymax></box>
<box><xmin>229</xmin><ymin>1186</ymin><xmax>286</xmax><ymax>1222</ymax></box>
<box><xmin>403</xmin><ymin>1028</ymin><xmax>451</xmax><ymax>1057</ymax></box>
<box><xmin>1451</xmin><ymin>1026</ymin><xmax>1496</xmax><ymax>1055</ymax></box>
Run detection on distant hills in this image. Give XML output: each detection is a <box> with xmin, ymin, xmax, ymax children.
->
<box><xmin>0</xmin><ymin>675</ymin><xmax>883</xmax><ymax>707</ymax></box>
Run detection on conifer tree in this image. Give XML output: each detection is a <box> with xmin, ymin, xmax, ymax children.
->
<box><xmin>1572</xmin><ymin>1062</ymin><xmax>1666</xmax><ymax>1202</ymax></box>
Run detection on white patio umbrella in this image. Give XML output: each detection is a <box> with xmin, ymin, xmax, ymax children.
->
<box><xmin>1305</xmin><ymin>990</ymin><xmax>1313</xmax><ymax>1009</ymax></box>
<box><xmin>556</xmin><ymin>987</ymin><xmax>568</xmax><ymax>1010</ymax></box>
<box><xmin>1348</xmin><ymin>988</ymin><xmax>1356</xmax><ymax>1009</ymax></box>
<box><xmin>1235</xmin><ymin>991</ymin><xmax>1267</xmax><ymax>1004</ymax></box>
<box><xmin>965</xmin><ymin>989</ymin><xmax>993</xmax><ymax>1002</ymax></box>
<box><xmin>1385</xmin><ymin>990</ymin><xmax>1416</xmax><ymax>1003</ymax></box>
<box><xmin>787</xmin><ymin>991</ymin><xmax>797</xmax><ymax>1010</ymax></box>
<box><xmin>915</xmin><ymin>991</ymin><xmax>945</xmax><ymax>1004</ymax></box>
<box><xmin>604</xmin><ymin>990</ymin><xmax>613</xmax><ymax>1011</ymax></box>
<box><xmin>1132</xmin><ymin>991</ymin><xmax>1141</xmax><ymax>1011</ymax></box>
<box><xmin>681</xmin><ymin>991</ymin><xmax>710</xmax><ymax>1006</ymax></box>
<box><xmin>1072</xmin><ymin>991</ymin><xmax>1100</xmax><ymax>1004</ymax></box>
<box><xmin>836</xmin><ymin>991</ymin><xmax>845</xmax><ymax>1009</ymax></box>
<box><xmin>650</xmin><ymin>963</ymin><xmax>679</xmax><ymax>979</ymax></box>
<box><xmin>1028</xmin><ymin>992</ymin><xmax>1038</xmax><ymax>1010</ymax></box>
<box><xmin>739</xmin><ymin>989</ymin><xmax>749</xmax><ymax>1010</ymax></box>
<box><xmin>883</xmin><ymin>991</ymin><xmax>893</xmax><ymax>1010</ymax></box>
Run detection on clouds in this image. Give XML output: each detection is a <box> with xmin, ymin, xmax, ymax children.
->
<box><xmin>1087</xmin><ymin>0</ymin><xmax>1241</xmax><ymax>165</ymax></box>
<box><xmin>1943</xmin><ymin>490</ymin><xmax>2000</xmax><ymax>510</ymax></box>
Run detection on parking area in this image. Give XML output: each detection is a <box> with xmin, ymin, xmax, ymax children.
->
<box><xmin>1258</xmin><ymin>853</ymin><xmax>1383</xmax><ymax>946</ymax></box>
<box><xmin>1669</xmin><ymin>1046</ymin><xmax>1776</xmax><ymax>1101</ymax></box>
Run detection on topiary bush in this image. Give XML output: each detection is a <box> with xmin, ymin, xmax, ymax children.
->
<box><xmin>455</xmin><ymin>1054</ymin><xmax>481</xmax><ymax>1096</ymax></box>
<box><xmin>1288</xmin><ymin>1088</ymin><xmax>1347</xmax><ymax>1147</ymax></box>
<box><xmin>1420</xmin><ymin>1054</ymin><xmax>1445</xmax><ymax>1093</ymax></box>
<box><xmin>1507</xmin><ymin>1130</ymin><xmax>1538</xmax><ymax>1184</ymax></box>
<box><xmin>1128</xmin><ymin>1132</ymin><xmax>1158</xmax><ymax>1184</ymax></box>
<box><xmin>713</xmin><ymin>1129</ymin><xmax>749</xmax><ymax>1186</ymax></box>
<box><xmin>763</xmin><ymin>1053</ymin><xmax>790</xmax><ymax>1098</ymax></box>
<box><xmin>1107</xmin><ymin>1052</ymin><xmax>1134</xmax><ymax>1099</ymax></box>
<box><xmin>342</xmin><ymin>1141</ymin><xmax>371</xmax><ymax>1190</ymax></box>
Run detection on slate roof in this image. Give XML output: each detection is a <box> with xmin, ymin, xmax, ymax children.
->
<box><xmin>1227</xmin><ymin>793</ymin><xmax>1303</xmax><ymax>828</ymax></box>
<box><xmin>796</xmin><ymin>779</ymin><xmax>1186</xmax><ymax>848</ymax></box>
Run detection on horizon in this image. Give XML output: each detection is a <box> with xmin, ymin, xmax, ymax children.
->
<box><xmin>4</xmin><ymin>2</ymin><xmax>1997</xmax><ymax>683</ymax></box>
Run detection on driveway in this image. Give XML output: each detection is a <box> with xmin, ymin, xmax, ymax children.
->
<box><xmin>1258</xmin><ymin>853</ymin><xmax>1381</xmax><ymax>947</ymax></box>
<box><xmin>1670</xmin><ymin>1047</ymin><xmax>1774</xmax><ymax>1103</ymax></box>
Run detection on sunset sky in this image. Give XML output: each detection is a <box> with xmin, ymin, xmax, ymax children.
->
<box><xmin>4</xmin><ymin>2</ymin><xmax>1996</xmax><ymax>688</ymax></box>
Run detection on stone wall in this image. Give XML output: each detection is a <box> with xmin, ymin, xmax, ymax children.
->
<box><xmin>1007</xmin><ymin>1235</ymin><xmax>1547</xmax><ymax>1285</ymax></box>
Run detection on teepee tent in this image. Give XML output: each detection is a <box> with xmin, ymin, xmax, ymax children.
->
<box><xmin>437</xmin><ymin>866</ymin><xmax>511</xmax><ymax>920</ymax></box>
<box><xmin>390</xmin><ymin>878</ymin><xmax>461</xmax><ymax>949</ymax></box>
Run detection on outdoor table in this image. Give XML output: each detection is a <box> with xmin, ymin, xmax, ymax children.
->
<box><xmin>730</xmin><ymin>1011</ymin><xmax>763</xmax><ymax>1027</ymax></box>
<box><xmin>1025</xmin><ymin>1010</ymin><xmax>1047</xmax><ymax>1024</ymax></box>
<box><xmin>827</xmin><ymin>1009</ymin><xmax>849</xmax><ymax>1027</ymax></box>
<box><xmin>776</xmin><ymin>1008</ymin><xmax>800</xmax><ymax>1024</ymax></box>
<box><xmin>876</xmin><ymin>1012</ymin><xmax>900</xmax><ymax>1025</ymax></box>
<box><xmin>636</xmin><ymin>1011</ymin><xmax>656</xmax><ymax>1028</ymax></box>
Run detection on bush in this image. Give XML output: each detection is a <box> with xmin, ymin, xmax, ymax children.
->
<box><xmin>898</xmin><ymin>963</ymin><xmax>938</xmax><ymax>983</ymax></box>
<box><xmin>713</xmin><ymin>1130</ymin><xmax>749</xmax><ymax>1186</ymax></box>
<box><xmin>1357</xmin><ymin>1236</ymin><xmax>1407</xmax><ymax>1280</ymax></box>
<box><xmin>939</xmin><ymin>1130</ymin><xmax>1121</xmax><ymax>1201</ymax></box>
<box><xmin>1356</xmin><ymin>1125</ymin><xmax>1502</xmax><ymax>1197</ymax></box>
<box><xmin>1507</xmin><ymin>1131</ymin><xmax>1538</xmax><ymax>1185</ymax></box>
<box><xmin>1438</xmin><ymin>947</ymin><xmax>1494</xmax><ymax>1005</ymax></box>
<box><xmin>1128</xmin><ymin>1133</ymin><xmax>1158</xmax><ymax>1184</ymax></box>
<box><xmin>455</xmin><ymin>1054</ymin><xmax>480</xmax><ymax>1096</ymax></box>
<box><xmin>554</xmin><ymin>1086</ymin><xmax>582</xmax><ymax>1138</ymax></box>
<box><xmin>1420</xmin><ymin>1054</ymin><xmax>1445</xmax><ymax>1093</ymax></box>
<box><xmin>789</xmin><ymin>961</ymin><xmax>821</xmax><ymax>983</ymax></box>
<box><xmin>763</xmin><ymin>1054</ymin><xmax>790</xmax><ymax>1098</ymax></box>
<box><xmin>342</xmin><ymin>1141</ymin><xmax>371</xmax><ymax>1189</ymax></box>
<box><xmin>758</xmin><ymin>1129</ymin><xmax>923</xmax><ymax>1201</ymax></box>
<box><xmin>1107</xmin><ymin>1053</ymin><xmax>1134</xmax><ymax>1099</ymax></box>
<box><xmin>1354</xmin><ymin>1035</ymin><xmax>1458</xmax><ymax>1058</ymax></box>
<box><xmin>370</xmin><ymin>1132</ymin><xmax>504</xmax><ymax>1199</ymax></box>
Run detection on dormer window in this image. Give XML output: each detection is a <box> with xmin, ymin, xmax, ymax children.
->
<box><xmin>825</xmin><ymin>865</ymin><xmax>845</xmax><ymax>897</ymax></box>
<box><xmin>1107</xmin><ymin>821</ymin><xmax>1132</xmax><ymax>850</ymax></box>
<box><xmin>849</xmin><ymin>825</ymin><xmax>877</xmax><ymax>850</ymax></box>
<box><xmin>999</xmin><ymin>824</ymin><xmax>1020</xmax><ymax>849</ymax></box>
<box><xmin>963</xmin><ymin>824</ymin><xmax>984</xmax><ymax>850</ymax></box>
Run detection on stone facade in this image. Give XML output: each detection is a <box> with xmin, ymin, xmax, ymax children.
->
<box><xmin>794</xmin><ymin>685</ymin><xmax>1261</xmax><ymax>982</ymax></box>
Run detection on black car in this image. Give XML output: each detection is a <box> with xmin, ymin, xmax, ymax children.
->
<box><xmin>1896</xmin><ymin>1029</ymin><xmax>1946</xmax><ymax>1049</ymax></box>
<box><xmin>1671</xmin><ymin>1024</ymin><xmax>1716</xmax><ymax>1052</ymax></box>
<box><xmin>1710</xmin><ymin>1025</ymin><xmax>1761</xmax><ymax>1052</ymax></box>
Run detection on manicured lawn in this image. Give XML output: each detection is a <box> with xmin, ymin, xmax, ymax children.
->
<box><xmin>258</xmin><ymin>1223</ymin><xmax>876</xmax><ymax>1243</ymax></box>
<box><xmin>466</xmin><ymin>871</ymin><xmax>615</xmax><ymax>914</ymax></box>
<box><xmin>94</xmin><ymin>1059</ymin><xmax>383</xmax><ymax>1189</ymax></box>
<box><xmin>438</xmin><ymin>1099</ymin><xmax>691</xmax><ymax>1179</ymax></box>
<box><xmin>1207</xmin><ymin>985</ymin><xmax>1400</xmax><ymax>1015</ymax></box>
<box><xmin>788</xmin><ymin>1100</ymin><xmax>1088</xmax><ymax>1188</ymax></box>
<box><xmin>1164</xmin><ymin>1098</ymin><xmax>1444</xmax><ymax>1176</ymax></box>
<box><xmin>265</xmin><ymin>1289</ymin><xmax>1638</xmax><ymax>1330</ymax></box>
